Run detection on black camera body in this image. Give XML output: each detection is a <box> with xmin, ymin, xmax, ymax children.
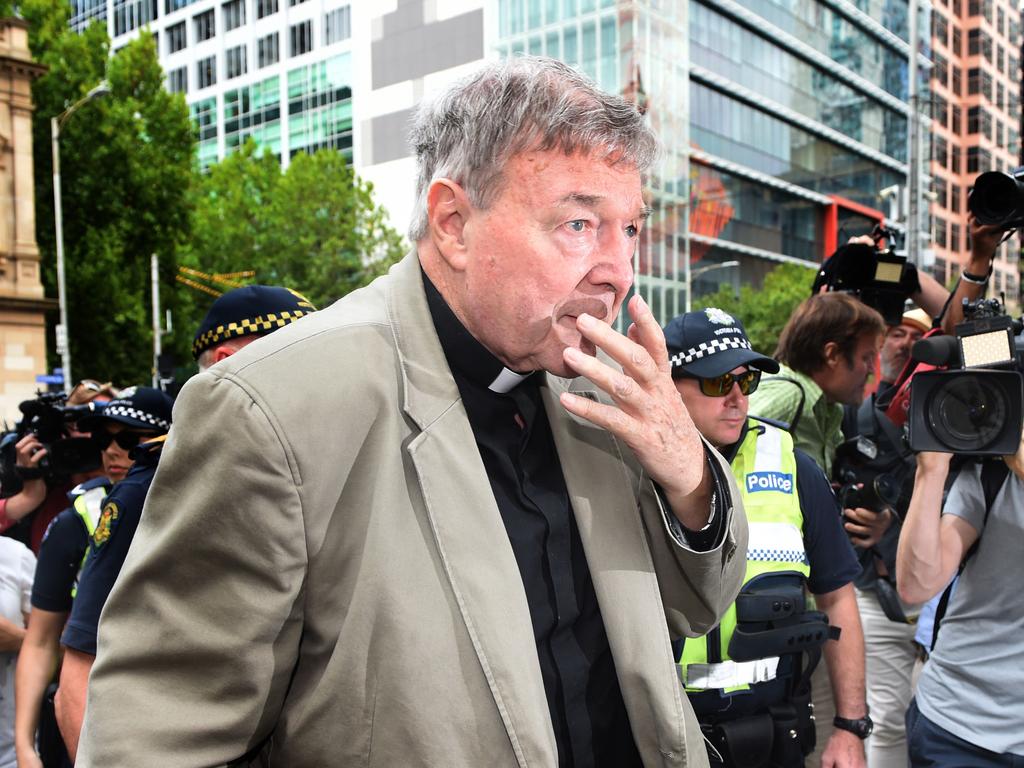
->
<box><xmin>968</xmin><ymin>167</ymin><xmax>1024</xmax><ymax>231</ymax></box>
<box><xmin>908</xmin><ymin>298</ymin><xmax>1024</xmax><ymax>455</ymax></box>
<box><xmin>812</xmin><ymin>226</ymin><xmax>913</xmax><ymax>325</ymax></box>
<box><xmin>0</xmin><ymin>393</ymin><xmax>103</xmax><ymax>495</ymax></box>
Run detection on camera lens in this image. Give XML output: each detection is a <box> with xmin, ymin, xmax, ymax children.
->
<box><xmin>927</xmin><ymin>376</ymin><xmax>1008</xmax><ymax>451</ymax></box>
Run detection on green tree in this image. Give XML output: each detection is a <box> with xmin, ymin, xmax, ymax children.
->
<box><xmin>698</xmin><ymin>262</ymin><xmax>817</xmax><ymax>356</ymax></box>
<box><xmin>23</xmin><ymin>0</ymin><xmax>194</xmax><ymax>386</ymax></box>
<box><xmin>172</xmin><ymin>141</ymin><xmax>405</xmax><ymax>363</ymax></box>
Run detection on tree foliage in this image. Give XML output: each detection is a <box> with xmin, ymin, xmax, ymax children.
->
<box><xmin>698</xmin><ymin>263</ymin><xmax>817</xmax><ymax>356</ymax></box>
<box><xmin>171</xmin><ymin>141</ymin><xmax>405</xmax><ymax>364</ymax></box>
<box><xmin>22</xmin><ymin>0</ymin><xmax>194</xmax><ymax>386</ymax></box>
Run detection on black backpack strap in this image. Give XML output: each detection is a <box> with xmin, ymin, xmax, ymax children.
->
<box><xmin>930</xmin><ymin>460</ymin><xmax>1009</xmax><ymax>649</ymax></box>
<box><xmin>759</xmin><ymin>376</ymin><xmax>806</xmax><ymax>435</ymax></box>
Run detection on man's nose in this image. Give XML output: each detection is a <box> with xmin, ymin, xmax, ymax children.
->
<box><xmin>588</xmin><ymin>227</ymin><xmax>636</xmax><ymax>296</ymax></box>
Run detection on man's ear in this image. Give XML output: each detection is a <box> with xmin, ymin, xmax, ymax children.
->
<box><xmin>822</xmin><ymin>341</ymin><xmax>842</xmax><ymax>368</ymax></box>
<box><xmin>427</xmin><ymin>179</ymin><xmax>472</xmax><ymax>271</ymax></box>
<box><xmin>213</xmin><ymin>345</ymin><xmax>236</xmax><ymax>364</ymax></box>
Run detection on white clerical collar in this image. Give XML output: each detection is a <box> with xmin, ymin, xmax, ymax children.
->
<box><xmin>488</xmin><ymin>367</ymin><xmax>532</xmax><ymax>393</ymax></box>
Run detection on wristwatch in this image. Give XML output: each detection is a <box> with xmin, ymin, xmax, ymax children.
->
<box><xmin>833</xmin><ymin>714</ymin><xmax>874</xmax><ymax>739</ymax></box>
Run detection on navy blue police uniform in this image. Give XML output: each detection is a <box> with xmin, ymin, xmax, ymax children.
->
<box><xmin>30</xmin><ymin>477</ymin><xmax>113</xmax><ymax>614</ymax></box>
<box><xmin>62</xmin><ymin>439</ymin><xmax>164</xmax><ymax>655</ymax></box>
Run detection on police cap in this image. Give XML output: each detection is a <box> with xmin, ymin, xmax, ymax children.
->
<box><xmin>192</xmin><ymin>285</ymin><xmax>317</xmax><ymax>359</ymax></box>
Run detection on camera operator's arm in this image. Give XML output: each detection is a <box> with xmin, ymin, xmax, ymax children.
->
<box><xmin>910</xmin><ymin>270</ymin><xmax>949</xmax><ymax>319</ymax></box>
<box><xmin>2</xmin><ymin>436</ymin><xmax>48</xmax><ymax>525</ymax></box>
<box><xmin>896</xmin><ymin>452</ymin><xmax>977</xmax><ymax>604</ymax></box>
<box><xmin>938</xmin><ymin>215</ymin><xmax>1004</xmax><ymax>334</ymax></box>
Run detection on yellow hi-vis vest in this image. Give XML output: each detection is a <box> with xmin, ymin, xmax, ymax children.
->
<box><xmin>71</xmin><ymin>484</ymin><xmax>107</xmax><ymax>598</ymax></box>
<box><xmin>679</xmin><ymin>419</ymin><xmax>809</xmax><ymax>692</ymax></box>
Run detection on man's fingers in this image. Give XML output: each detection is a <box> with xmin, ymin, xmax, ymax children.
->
<box><xmin>625</xmin><ymin>294</ymin><xmax>670</xmax><ymax>372</ymax></box>
<box><xmin>563</xmin><ymin>347</ymin><xmax>642</xmax><ymax>408</ymax></box>
<box><xmin>576</xmin><ymin>313</ymin><xmax>658</xmax><ymax>384</ymax></box>
<box><xmin>559</xmin><ymin>391</ymin><xmax>635</xmax><ymax>439</ymax></box>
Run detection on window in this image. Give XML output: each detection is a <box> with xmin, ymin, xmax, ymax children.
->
<box><xmin>951</xmin><ymin>184</ymin><xmax>961</xmax><ymax>213</ymax></box>
<box><xmin>323</xmin><ymin>6</ymin><xmax>350</xmax><ymax>45</ymax></box>
<box><xmin>287</xmin><ymin>53</ymin><xmax>353</xmax><ymax>157</ymax></box>
<box><xmin>932</xmin><ymin>93</ymin><xmax>948</xmax><ymax>126</ymax></box>
<box><xmin>935</xmin><ymin>177</ymin><xmax>949</xmax><ymax>208</ymax></box>
<box><xmin>190</xmin><ymin>98</ymin><xmax>218</xmax><ymax>170</ymax></box>
<box><xmin>996</xmin><ymin>82</ymin><xmax>1005</xmax><ymax>111</ymax></box>
<box><xmin>194</xmin><ymin>8</ymin><xmax>215</xmax><ymax>41</ymax></box>
<box><xmin>167</xmin><ymin>66</ymin><xmax>187</xmax><ymax>93</ymax></box>
<box><xmin>952</xmin><ymin>28</ymin><xmax>962</xmax><ymax>56</ymax></box>
<box><xmin>967</xmin><ymin>105</ymin><xmax>992</xmax><ymax>137</ymax></box>
<box><xmin>934</xmin><ymin>135</ymin><xmax>948</xmax><ymax>167</ymax></box>
<box><xmin>951</xmin><ymin>64</ymin><xmax>962</xmax><ymax>95</ymax></box>
<box><xmin>951</xmin><ymin>104</ymin><xmax>962</xmax><ymax>133</ymax></box>
<box><xmin>197</xmin><ymin>54</ymin><xmax>216</xmax><ymax>88</ymax></box>
<box><xmin>290</xmin><ymin>20</ymin><xmax>313</xmax><ymax>56</ymax></box>
<box><xmin>167</xmin><ymin>21</ymin><xmax>186</xmax><ymax>52</ymax></box>
<box><xmin>967</xmin><ymin>0</ymin><xmax>991</xmax><ymax>19</ymax></box>
<box><xmin>997</xmin><ymin>6</ymin><xmax>1005</xmax><ymax>35</ymax></box>
<box><xmin>256</xmin><ymin>0</ymin><xmax>277</xmax><ymax>17</ymax></box>
<box><xmin>223</xmin><ymin>0</ymin><xmax>245</xmax><ymax>29</ymax></box>
<box><xmin>226</xmin><ymin>44</ymin><xmax>247</xmax><ymax>79</ymax></box>
<box><xmin>932</xmin><ymin>12</ymin><xmax>948</xmax><ymax>45</ymax></box>
<box><xmin>951</xmin><ymin>146</ymin><xmax>961</xmax><ymax>174</ymax></box>
<box><xmin>967</xmin><ymin>67</ymin><xmax>992</xmax><ymax>99</ymax></box>
<box><xmin>967</xmin><ymin>146</ymin><xmax>992</xmax><ymax>173</ymax></box>
<box><xmin>934</xmin><ymin>217</ymin><xmax>948</xmax><ymax>249</ymax></box>
<box><xmin>224</xmin><ymin>76</ymin><xmax>281</xmax><ymax>154</ymax></box>
<box><xmin>258</xmin><ymin>32</ymin><xmax>279</xmax><ymax>67</ymax></box>
<box><xmin>968</xmin><ymin>29</ymin><xmax>991</xmax><ymax>58</ymax></box>
<box><xmin>933</xmin><ymin>51</ymin><xmax>948</xmax><ymax>86</ymax></box>
<box><xmin>950</xmin><ymin>223</ymin><xmax>961</xmax><ymax>251</ymax></box>
<box><xmin>288</xmin><ymin>0</ymin><xmax>308</xmax><ymax>5</ymax></box>
<box><xmin>996</xmin><ymin>45</ymin><xmax>1005</xmax><ymax>74</ymax></box>
<box><xmin>113</xmin><ymin>0</ymin><xmax>157</xmax><ymax>35</ymax></box>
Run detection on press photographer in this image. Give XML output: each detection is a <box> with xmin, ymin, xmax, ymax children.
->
<box><xmin>896</xmin><ymin>417</ymin><xmax>1023</xmax><ymax>765</ymax></box>
<box><xmin>0</xmin><ymin>382</ymin><xmax>116</xmax><ymax>553</ymax></box>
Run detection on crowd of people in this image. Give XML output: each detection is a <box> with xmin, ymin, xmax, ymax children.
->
<box><xmin>0</xmin><ymin>55</ymin><xmax>1020</xmax><ymax>768</ymax></box>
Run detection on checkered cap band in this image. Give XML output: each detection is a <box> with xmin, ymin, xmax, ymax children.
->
<box><xmin>191</xmin><ymin>310</ymin><xmax>311</xmax><ymax>357</ymax></box>
<box><xmin>669</xmin><ymin>336</ymin><xmax>753</xmax><ymax>368</ymax></box>
<box><xmin>102</xmin><ymin>405</ymin><xmax>170</xmax><ymax>431</ymax></box>
<box><xmin>748</xmin><ymin>547</ymin><xmax>810</xmax><ymax>566</ymax></box>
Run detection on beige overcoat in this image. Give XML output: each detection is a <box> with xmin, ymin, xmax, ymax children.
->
<box><xmin>77</xmin><ymin>253</ymin><xmax>747</xmax><ymax>767</ymax></box>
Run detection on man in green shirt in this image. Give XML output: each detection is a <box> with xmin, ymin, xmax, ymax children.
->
<box><xmin>748</xmin><ymin>292</ymin><xmax>885</xmax><ymax>477</ymax></box>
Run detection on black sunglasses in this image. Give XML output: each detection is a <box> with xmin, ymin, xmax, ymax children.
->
<box><xmin>92</xmin><ymin>429</ymin><xmax>150</xmax><ymax>451</ymax></box>
<box><xmin>675</xmin><ymin>368</ymin><xmax>762</xmax><ymax>397</ymax></box>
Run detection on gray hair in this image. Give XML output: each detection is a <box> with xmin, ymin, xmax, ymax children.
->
<box><xmin>407</xmin><ymin>56</ymin><xmax>659</xmax><ymax>242</ymax></box>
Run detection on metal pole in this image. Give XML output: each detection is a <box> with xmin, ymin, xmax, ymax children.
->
<box><xmin>906</xmin><ymin>0</ymin><xmax>921</xmax><ymax>266</ymax></box>
<box><xmin>51</xmin><ymin>116</ymin><xmax>72</xmax><ymax>390</ymax></box>
<box><xmin>151</xmin><ymin>253</ymin><xmax>161</xmax><ymax>388</ymax></box>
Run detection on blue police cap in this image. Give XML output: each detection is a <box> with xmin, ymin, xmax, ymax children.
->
<box><xmin>192</xmin><ymin>285</ymin><xmax>317</xmax><ymax>359</ymax></box>
<box><xmin>662</xmin><ymin>307</ymin><xmax>780</xmax><ymax>378</ymax></box>
<box><xmin>78</xmin><ymin>386</ymin><xmax>173</xmax><ymax>433</ymax></box>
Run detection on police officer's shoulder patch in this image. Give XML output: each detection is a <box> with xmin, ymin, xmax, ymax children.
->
<box><xmin>93</xmin><ymin>500</ymin><xmax>120</xmax><ymax>547</ymax></box>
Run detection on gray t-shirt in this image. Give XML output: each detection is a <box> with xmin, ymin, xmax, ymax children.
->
<box><xmin>916</xmin><ymin>463</ymin><xmax>1024</xmax><ymax>756</ymax></box>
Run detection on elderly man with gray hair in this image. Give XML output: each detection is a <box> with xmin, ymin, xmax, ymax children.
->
<box><xmin>77</xmin><ymin>57</ymin><xmax>746</xmax><ymax>767</ymax></box>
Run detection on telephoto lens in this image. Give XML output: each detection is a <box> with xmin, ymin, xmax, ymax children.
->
<box><xmin>968</xmin><ymin>169</ymin><xmax>1024</xmax><ymax>230</ymax></box>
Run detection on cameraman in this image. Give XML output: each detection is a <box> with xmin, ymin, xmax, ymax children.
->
<box><xmin>0</xmin><ymin>436</ymin><xmax>50</xmax><ymax>530</ymax></box>
<box><xmin>896</xmin><ymin>436</ymin><xmax>1023</xmax><ymax>765</ymax></box>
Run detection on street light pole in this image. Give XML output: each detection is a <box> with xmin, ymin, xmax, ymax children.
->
<box><xmin>685</xmin><ymin>260</ymin><xmax>740</xmax><ymax>312</ymax></box>
<box><xmin>51</xmin><ymin>81</ymin><xmax>110</xmax><ymax>391</ymax></box>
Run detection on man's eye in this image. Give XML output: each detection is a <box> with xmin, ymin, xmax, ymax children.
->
<box><xmin>625</xmin><ymin>224</ymin><xmax>638</xmax><ymax>237</ymax></box>
<box><xmin>567</xmin><ymin>220</ymin><xmax>587</xmax><ymax>232</ymax></box>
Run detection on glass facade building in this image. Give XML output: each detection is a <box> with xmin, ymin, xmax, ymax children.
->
<box><xmin>495</xmin><ymin>0</ymin><xmax>930</xmax><ymax>321</ymax></box>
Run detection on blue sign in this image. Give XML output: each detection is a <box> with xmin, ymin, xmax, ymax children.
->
<box><xmin>36</xmin><ymin>374</ymin><xmax>65</xmax><ymax>385</ymax></box>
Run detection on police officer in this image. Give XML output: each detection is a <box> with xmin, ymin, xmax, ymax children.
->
<box><xmin>13</xmin><ymin>386</ymin><xmax>172</xmax><ymax>768</ymax></box>
<box><xmin>663</xmin><ymin>308</ymin><xmax>867</xmax><ymax>768</ymax></box>
<box><xmin>54</xmin><ymin>285</ymin><xmax>317</xmax><ymax>760</ymax></box>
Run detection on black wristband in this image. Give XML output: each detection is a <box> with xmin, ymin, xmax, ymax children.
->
<box><xmin>16</xmin><ymin>465</ymin><xmax>44</xmax><ymax>480</ymax></box>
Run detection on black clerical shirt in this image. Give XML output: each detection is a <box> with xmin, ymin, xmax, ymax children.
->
<box><xmin>423</xmin><ymin>273</ymin><xmax>723</xmax><ymax>767</ymax></box>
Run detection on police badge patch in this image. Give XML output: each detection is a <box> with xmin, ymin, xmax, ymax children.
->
<box><xmin>93</xmin><ymin>500</ymin><xmax>120</xmax><ymax>547</ymax></box>
<box><xmin>705</xmin><ymin>307</ymin><xmax>735</xmax><ymax>325</ymax></box>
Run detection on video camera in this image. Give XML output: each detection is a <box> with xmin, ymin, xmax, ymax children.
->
<box><xmin>908</xmin><ymin>297</ymin><xmax>1024</xmax><ymax>455</ymax></box>
<box><xmin>811</xmin><ymin>225</ymin><xmax>914</xmax><ymax>325</ymax></box>
<box><xmin>968</xmin><ymin>167</ymin><xmax>1024</xmax><ymax>232</ymax></box>
<box><xmin>0</xmin><ymin>392</ymin><xmax>103</xmax><ymax>494</ymax></box>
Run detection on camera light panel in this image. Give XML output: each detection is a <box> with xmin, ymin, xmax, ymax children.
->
<box><xmin>959</xmin><ymin>329</ymin><xmax>1014</xmax><ymax>368</ymax></box>
<box><xmin>874</xmin><ymin>261</ymin><xmax>904</xmax><ymax>283</ymax></box>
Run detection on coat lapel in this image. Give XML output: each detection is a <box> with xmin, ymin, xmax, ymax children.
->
<box><xmin>385</xmin><ymin>255</ymin><xmax>557</xmax><ymax>767</ymax></box>
<box><xmin>540</xmin><ymin>374</ymin><xmax>689</xmax><ymax>765</ymax></box>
